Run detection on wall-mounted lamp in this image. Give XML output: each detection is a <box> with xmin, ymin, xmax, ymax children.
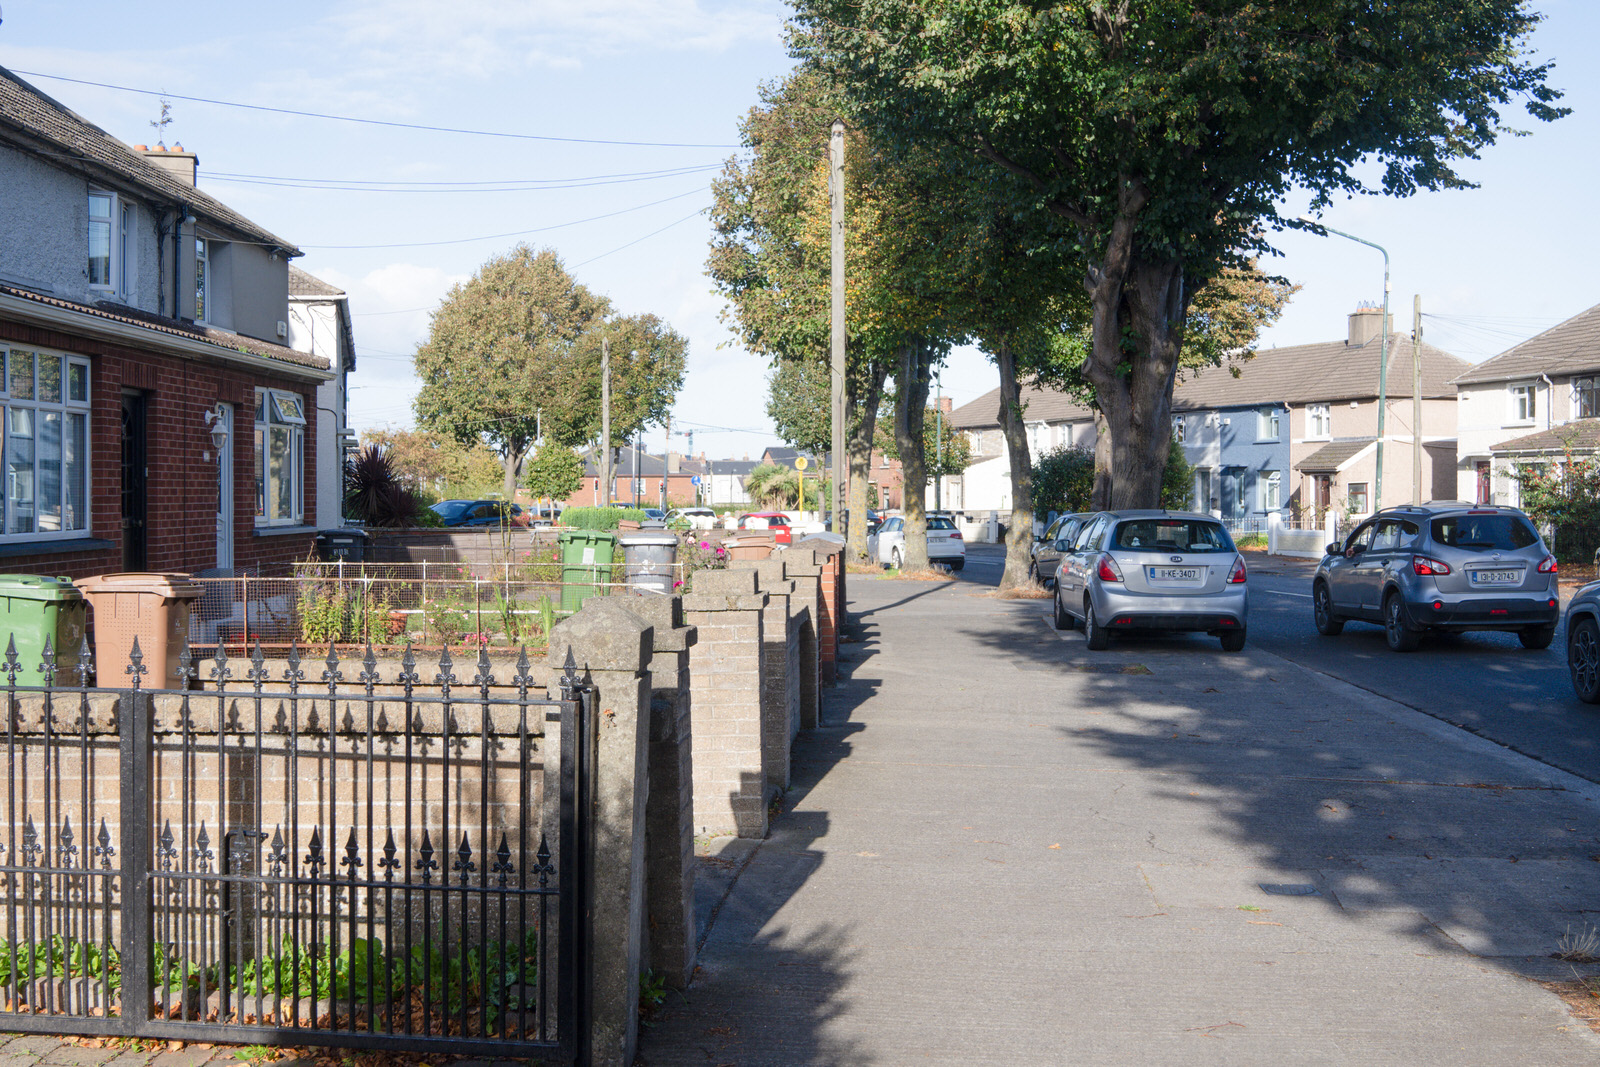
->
<box><xmin>201</xmin><ymin>403</ymin><xmax>228</xmax><ymax>455</ymax></box>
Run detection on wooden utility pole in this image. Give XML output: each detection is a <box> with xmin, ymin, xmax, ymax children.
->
<box><xmin>662</xmin><ymin>414</ymin><xmax>671</xmax><ymax>511</ymax></box>
<box><xmin>601</xmin><ymin>336</ymin><xmax>612</xmax><ymax>507</ymax></box>
<box><xmin>1413</xmin><ymin>295</ymin><xmax>1424</xmax><ymax>505</ymax></box>
<box><xmin>829</xmin><ymin>118</ymin><xmax>846</xmax><ymax>531</ymax></box>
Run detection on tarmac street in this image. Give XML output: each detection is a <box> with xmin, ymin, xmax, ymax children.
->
<box><xmin>640</xmin><ymin>569</ymin><xmax>1600</xmax><ymax>1066</ymax></box>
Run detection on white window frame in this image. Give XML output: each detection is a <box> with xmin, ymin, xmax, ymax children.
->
<box><xmin>0</xmin><ymin>345</ymin><xmax>93</xmax><ymax>543</ymax></box>
<box><xmin>254</xmin><ymin>387</ymin><xmax>305</xmax><ymax>527</ymax></box>
<box><xmin>88</xmin><ymin>191</ymin><xmax>119</xmax><ymax>295</ymax></box>
<box><xmin>195</xmin><ymin>237</ymin><xmax>210</xmax><ymax>324</ymax></box>
<box><xmin>1172</xmin><ymin>415</ymin><xmax>1186</xmax><ymax>443</ymax></box>
<box><xmin>1307</xmin><ymin>404</ymin><xmax>1331</xmax><ymax>439</ymax></box>
<box><xmin>1348</xmin><ymin>481</ymin><xmax>1370</xmax><ymax>514</ymax></box>
<box><xmin>1575</xmin><ymin>377</ymin><xmax>1600</xmax><ymax>420</ymax></box>
<box><xmin>1260</xmin><ymin>469</ymin><xmax>1281</xmax><ymax>511</ymax></box>
<box><xmin>1257</xmin><ymin>407</ymin><xmax>1280</xmax><ymax>441</ymax></box>
<box><xmin>1509</xmin><ymin>382</ymin><xmax>1537</xmax><ymax>424</ymax></box>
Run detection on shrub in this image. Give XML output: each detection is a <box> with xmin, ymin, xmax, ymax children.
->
<box><xmin>345</xmin><ymin>444</ymin><xmax>427</xmax><ymax>527</ymax></box>
<box><xmin>561</xmin><ymin>506</ymin><xmax>649</xmax><ymax>531</ymax></box>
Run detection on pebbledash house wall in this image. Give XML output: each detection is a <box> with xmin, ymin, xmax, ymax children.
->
<box><xmin>0</xmin><ymin>315</ymin><xmax>323</xmax><ymax>576</ymax></box>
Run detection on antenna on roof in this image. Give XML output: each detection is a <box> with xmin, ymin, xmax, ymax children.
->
<box><xmin>149</xmin><ymin>97</ymin><xmax>173</xmax><ymax>147</ymax></box>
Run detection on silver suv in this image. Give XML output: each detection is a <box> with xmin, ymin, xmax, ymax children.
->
<box><xmin>1311</xmin><ymin>503</ymin><xmax>1559</xmax><ymax>652</ymax></box>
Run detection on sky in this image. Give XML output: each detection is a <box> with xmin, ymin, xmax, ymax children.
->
<box><xmin>2</xmin><ymin>1</ymin><xmax>1596</xmax><ymax>460</ymax></box>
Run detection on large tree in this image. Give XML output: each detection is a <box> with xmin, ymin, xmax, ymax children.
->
<box><xmin>415</xmin><ymin>246</ymin><xmax>686</xmax><ymax>499</ymax></box>
<box><xmin>792</xmin><ymin>0</ymin><xmax>1565</xmax><ymax>507</ymax></box>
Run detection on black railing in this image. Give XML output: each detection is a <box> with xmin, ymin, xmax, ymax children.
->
<box><xmin>0</xmin><ymin>634</ymin><xmax>590</xmax><ymax>1063</ymax></box>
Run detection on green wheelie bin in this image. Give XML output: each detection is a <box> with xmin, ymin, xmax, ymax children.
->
<box><xmin>0</xmin><ymin>575</ymin><xmax>88</xmax><ymax>683</ymax></box>
<box><xmin>558</xmin><ymin>529</ymin><xmax>617</xmax><ymax>613</ymax></box>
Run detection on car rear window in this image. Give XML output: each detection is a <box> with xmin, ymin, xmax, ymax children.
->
<box><xmin>927</xmin><ymin>518</ymin><xmax>956</xmax><ymax>531</ymax></box>
<box><xmin>1113</xmin><ymin>519</ymin><xmax>1233</xmax><ymax>553</ymax></box>
<box><xmin>1430</xmin><ymin>514</ymin><xmax>1539</xmax><ymax>550</ymax></box>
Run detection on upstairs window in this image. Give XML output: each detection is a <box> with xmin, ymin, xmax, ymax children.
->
<box><xmin>195</xmin><ymin>238</ymin><xmax>210</xmax><ymax>322</ymax></box>
<box><xmin>1172</xmin><ymin>415</ymin><xmax>1186</xmax><ymax>443</ymax></box>
<box><xmin>1510</xmin><ymin>383</ymin><xmax>1537</xmax><ymax>423</ymax></box>
<box><xmin>255</xmin><ymin>389</ymin><xmax>305</xmax><ymax>526</ymax></box>
<box><xmin>1307</xmin><ymin>404</ymin><xmax>1331</xmax><ymax>438</ymax></box>
<box><xmin>88</xmin><ymin>192</ymin><xmax>136</xmax><ymax>297</ymax></box>
<box><xmin>1257</xmin><ymin>407</ymin><xmax>1280</xmax><ymax>440</ymax></box>
<box><xmin>1576</xmin><ymin>377</ymin><xmax>1599</xmax><ymax>420</ymax></box>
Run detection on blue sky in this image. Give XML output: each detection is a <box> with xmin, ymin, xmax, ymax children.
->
<box><xmin>2</xmin><ymin>1</ymin><xmax>1596</xmax><ymax>460</ymax></box>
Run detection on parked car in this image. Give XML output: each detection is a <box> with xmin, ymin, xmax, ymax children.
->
<box><xmin>1567</xmin><ymin>582</ymin><xmax>1600</xmax><ymax>703</ymax></box>
<box><xmin>1032</xmin><ymin>512</ymin><xmax>1092</xmax><ymax>585</ymax></box>
<box><xmin>526</xmin><ymin>506</ymin><xmax>562</xmax><ymax>528</ymax></box>
<box><xmin>737</xmin><ymin>511</ymin><xmax>795</xmax><ymax>544</ymax></box>
<box><xmin>667</xmin><ymin>507</ymin><xmax>718</xmax><ymax>530</ymax></box>
<box><xmin>430</xmin><ymin>499</ymin><xmax>527</xmax><ymax>527</ymax></box>
<box><xmin>1311</xmin><ymin>503</ymin><xmax>1559</xmax><ymax>652</ymax></box>
<box><xmin>1052</xmin><ymin>511</ymin><xmax>1248</xmax><ymax>651</ymax></box>
<box><xmin>867</xmin><ymin>515</ymin><xmax>966</xmax><ymax>571</ymax></box>
<box><xmin>643</xmin><ymin>508</ymin><xmax>666</xmax><ymax>522</ymax></box>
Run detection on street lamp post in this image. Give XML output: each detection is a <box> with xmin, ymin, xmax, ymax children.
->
<box><xmin>1299</xmin><ymin>218</ymin><xmax>1391</xmax><ymax>510</ymax></box>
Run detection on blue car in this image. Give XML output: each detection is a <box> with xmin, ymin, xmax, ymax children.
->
<box><xmin>430</xmin><ymin>499</ymin><xmax>526</xmax><ymax>527</ymax></box>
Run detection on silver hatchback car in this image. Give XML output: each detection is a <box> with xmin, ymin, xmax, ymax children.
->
<box><xmin>1052</xmin><ymin>510</ymin><xmax>1249</xmax><ymax>651</ymax></box>
<box><xmin>1311</xmin><ymin>503</ymin><xmax>1559</xmax><ymax>652</ymax></box>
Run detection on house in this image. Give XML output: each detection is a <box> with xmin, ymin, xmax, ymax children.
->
<box><xmin>558</xmin><ymin>446</ymin><xmax>709</xmax><ymax>510</ymax></box>
<box><xmin>287</xmin><ymin>266</ymin><xmax>357</xmax><ymax>528</ymax></box>
<box><xmin>1451</xmin><ymin>300</ymin><xmax>1600</xmax><ymax>506</ymax></box>
<box><xmin>946</xmin><ymin>384</ymin><xmax>1098</xmax><ymax>516</ymax></box>
<box><xmin>0</xmin><ymin>65</ymin><xmax>335</xmax><ymax>578</ymax></box>
<box><xmin>704</xmin><ymin>458</ymin><xmax>755</xmax><ymax>506</ymax></box>
<box><xmin>1174</xmin><ymin>307</ymin><xmax>1469</xmax><ymax>522</ymax></box>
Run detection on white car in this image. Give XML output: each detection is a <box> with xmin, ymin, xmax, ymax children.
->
<box><xmin>867</xmin><ymin>515</ymin><xmax>966</xmax><ymax>571</ymax></box>
<box><xmin>667</xmin><ymin>507</ymin><xmax>718</xmax><ymax>530</ymax></box>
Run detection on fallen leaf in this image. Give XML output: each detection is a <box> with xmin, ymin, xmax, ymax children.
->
<box><xmin>1048</xmin><ymin>843</ymin><xmax>1061</xmax><ymax>849</ymax></box>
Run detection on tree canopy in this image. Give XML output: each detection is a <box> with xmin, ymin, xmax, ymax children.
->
<box><xmin>791</xmin><ymin>0</ymin><xmax>1566</xmax><ymax>507</ymax></box>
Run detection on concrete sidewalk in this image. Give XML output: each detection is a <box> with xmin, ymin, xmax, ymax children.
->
<box><xmin>640</xmin><ymin>576</ymin><xmax>1600</xmax><ymax>1065</ymax></box>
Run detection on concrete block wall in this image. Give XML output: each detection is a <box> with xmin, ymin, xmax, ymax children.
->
<box><xmin>781</xmin><ymin>549</ymin><xmax>824</xmax><ymax>730</ymax></box>
<box><xmin>794</xmin><ymin>538</ymin><xmax>844</xmax><ymax>683</ymax></box>
<box><xmin>749</xmin><ymin>559</ymin><xmax>800</xmax><ymax>793</ymax></box>
<box><xmin>683</xmin><ymin>568</ymin><xmax>769</xmax><ymax>839</ymax></box>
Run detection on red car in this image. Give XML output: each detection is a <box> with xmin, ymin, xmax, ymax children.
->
<box><xmin>737</xmin><ymin>512</ymin><xmax>793</xmax><ymax>544</ymax></box>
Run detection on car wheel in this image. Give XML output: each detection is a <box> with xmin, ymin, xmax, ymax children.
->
<box><xmin>1312</xmin><ymin>581</ymin><xmax>1344</xmax><ymax>636</ymax></box>
<box><xmin>891</xmin><ymin>547</ymin><xmax>904</xmax><ymax>571</ymax></box>
<box><xmin>1570</xmin><ymin>617</ymin><xmax>1600</xmax><ymax>703</ymax></box>
<box><xmin>1027</xmin><ymin>559</ymin><xmax>1038</xmax><ymax>583</ymax></box>
<box><xmin>1084</xmin><ymin>599</ymin><xmax>1110</xmax><ymax>650</ymax></box>
<box><xmin>1383</xmin><ymin>593</ymin><xmax>1420</xmax><ymax>652</ymax></box>
<box><xmin>1052</xmin><ymin>587</ymin><xmax>1073</xmax><ymax>631</ymax></box>
<box><xmin>1519</xmin><ymin>624</ymin><xmax>1556</xmax><ymax>650</ymax></box>
<box><xmin>1219</xmin><ymin>629</ymin><xmax>1247</xmax><ymax>653</ymax></box>
<box><xmin>949</xmin><ymin>558</ymin><xmax>965</xmax><ymax>572</ymax></box>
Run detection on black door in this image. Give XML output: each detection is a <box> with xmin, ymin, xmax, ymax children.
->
<box><xmin>120</xmin><ymin>393</ymin><xmax>148</xmax><ymax>571</ymax></box>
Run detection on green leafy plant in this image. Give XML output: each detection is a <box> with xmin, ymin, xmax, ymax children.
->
<box><xmin>560</xmin><ymin>506</ymin><xmax>649</xmax><ymax>532</ymax></box>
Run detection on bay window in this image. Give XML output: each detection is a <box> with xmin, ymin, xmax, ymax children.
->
<box><xmin>255</xmin><ymin>388</ymin><xmax>305</xmax><ymax>525</ymax></box>
<box><xmin>0</xmin><ymin>347</ymin><xmax>92</xmax><ymax>541</ymax></box>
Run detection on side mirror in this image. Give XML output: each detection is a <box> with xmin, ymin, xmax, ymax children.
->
<box><xmin>1055</xmin><ymin>540</ymin><xmax>1071</xmax><ymax>551</ymax></box>
<box><xmin>1325</xmin><ymin>543</ymin><xmax>1341</xmax><ymax>557</ymax></box>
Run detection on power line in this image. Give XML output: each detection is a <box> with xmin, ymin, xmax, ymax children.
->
<box><xmin>572</xmin><ymin>205</ymin><xmax>710</xmax><ymax>267</ymax></box>
<box><xmin>12</xmin><ymin>69</ymin><xmax>741</xmax><ymax>149</ymax></box>
<box><xmin>301</xmin><ymin>187</ymin><xmax>706</xmax><ymax>249</ymax></box>
<box><xmin>202</xmin><ymin>163</ymin><xmax>722</xmax><ymax>193</ymax></box>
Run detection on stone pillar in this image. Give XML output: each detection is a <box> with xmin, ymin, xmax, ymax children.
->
<box><xmin>683</xmin><ymin>568</ymin><xmax>769</xmax><ymax>838</ymax></box>
<box><xmin>545</xmin><ymin>599</ymin><xmax>653</xmax><ymax>1067</ymax></box>
<box><xmin>794</xmin><ymin>537</ymin><xmax>844</xmax><ymax>685</ymax></box>
<box><xmin>781</xmin><ymin>548</ymin><xmax>824</xmax><ymax>730</ymax></box>
<box><xmin>742</xmin><ymin>558</ymin><xmax>800</xmax><ymax>792</ymax></box>
<box><xmin>617</xmin><ymin>593</ymin><xmax>699</xmax><ymax>990</ymax></box>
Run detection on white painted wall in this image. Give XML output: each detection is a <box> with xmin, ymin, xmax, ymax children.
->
<box><xmin>289</xmin><ymin>299</ymin><xmax>349</xmax><ymax>527</ymax></box>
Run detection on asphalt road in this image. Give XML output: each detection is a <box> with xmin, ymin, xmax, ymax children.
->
<box><xmin>955</xmin><ymin>543</ymin><xmax>1600</xmax><ymax>785</ymax></box>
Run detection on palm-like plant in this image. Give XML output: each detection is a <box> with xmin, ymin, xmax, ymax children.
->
<box><xmin>744</xmin><ymin>462</ymin><xmax>800</xmax><ymax>509</ymax></box>
<box><xmin>345</xmin><ymin>444</ymin><xmax>425</xmax><ymax>527</ymax></box>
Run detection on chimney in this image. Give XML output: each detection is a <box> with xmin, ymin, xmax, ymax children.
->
<box><xmin>667</xmin><ymin>451</ymin><xmax>681</xmax><ymax>475</ymax></box>
<box><xmin>936</xmin><ymin>396</ymin><xmax>953</xmax><ymax>414</ymax></box>
<box><xmin>1347</xmin><ymin>304</ymin><xmax>1384</xmax><ymax>347</ymax></box>
<box><xmin>141</xmin><ymin>144</ymin><xmax>198</xmax><ymax>187</ymax></box>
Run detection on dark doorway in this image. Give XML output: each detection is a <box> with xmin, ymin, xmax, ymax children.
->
<box><xmin>121</xmin><ymin>392</ymin><xmax>148</xmax><ymax>571</ymax></box>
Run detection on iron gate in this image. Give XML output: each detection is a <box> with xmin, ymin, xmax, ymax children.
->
<box><xmin>0</xmin><ymin>637</ymin><xmax>592</xmax><ymax>1062</ymax></box>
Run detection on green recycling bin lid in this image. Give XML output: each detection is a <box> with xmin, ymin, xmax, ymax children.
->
<box><xmin>0</xmin><ymin>575</ymin><xmax>82</xmax><ymax>602</ymax></box>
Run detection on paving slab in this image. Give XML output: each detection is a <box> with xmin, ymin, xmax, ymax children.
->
<box><xmin>642</xmin><ymin>577</ymin><xmax>1600</xmax><ymax>1065</ymax></box>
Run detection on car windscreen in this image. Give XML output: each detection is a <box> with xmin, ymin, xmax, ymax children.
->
<box><xmin>927</xmin><ymin>518</ymin><xmax>956</xmax><ymax>531</ymax></box>
<box><xmin>1430</xmin><ymin>514</ymin><xmax>1539</xmax><ymax>550</ymax></box>
<box><xmin>431</xmin><ymin>502</ymin><xmax>469</xmax><ymax>521</ymax></box>
<box><xmin>1112</xmin><ymin>519</ymin><xmax>1234</xmax><ymax>553</ymax></box>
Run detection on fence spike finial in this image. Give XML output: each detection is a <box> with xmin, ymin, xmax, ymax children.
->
<box><xmin>359</xmin><ymin>642</ymin><xmax>380</xmax><ymax>692</ymax></box>
<box><xmin>194</xmin><ymin>823</ymin><xmax>214</xmax><ymax>871</ymax></box>
<box><xmin>533</xmin><ymin>833</ymin><xmax>556</xmax><ymax>888</ymax></box>
<box><xmin>175</xmin><ymin>642</ymin><xmax>195</xmax><ymax>686</ymax></box>
<box><xmin>76</xmin><ymin>635</ymin><xmax>93</xmax><ymax>689</ymax></box>
<box><xmin>268</xmin><ymin>826</ymin><xmax>287</xmax><ymax>876</ymax></box>
<box><xmin>37</xmin><ymin>635</ymin><xmax>57</xmax><ymax>689</ymax></box>
<box><xmin>513</xmin><ymin>645</ymin><xmax>534</xmax><ymax>697</ymax></box>
<box><xmin>248</xmin><ymin>639</ymin><xmax>269</xmax><ymax>687</ymax></box>
<box><xmin>378</xmin><ymin>829</ymin><xmax>400</xmax><ymax>882</ymax></box>
<box><xmin>559</xmin><ymin>646</ymin><xmax>579</xmax><ymax>700</ymax></box>
<box><xmin>398</xmin><ymin>640</ymin><xmax>419</xmax><ymax>690</ymax></box>
<box><xmin>436</xmin><ymin>645</ymin><xmax>458</xmax><ymax>690</ymax></box>
<box><xmin>209</xmin><ymin>642</ymin><xmax>231</xmax><ymax>688</ymax></box>
<box><xmin>284</xmin><ymin>642</ymin><xmax>305</xmax><ymax>687</ymax></box>
<box><xmin>4</xmin><ymin>634</ymin><xmax>19</xmax><ymax>686</ymax></box>
<box><xmin>341</xmin><ymin>827</ymin><xmax>362</xmax><ymax>879</ymax></box>
<box><xmin>305</xmin><ymin>827</ymin><xmax>325</xmax><ymax>876</ymax></box>
<box><xmin>155</xmin><ymin>821</ymin><xmax>176</xmax><ymax>870</ymax></box>
<box><xmin>20</xmin><ymin>815</ymin><xmax>39</xmax><ymax>864</ymax></box>
<box><xmin>474</xmin><ymin>644</ymin><xmax>495</xmax><ymax>689</ymax></box>
<box><xmin>453</xmin><ymin>832</ymin><xmax>476</xmax><ymax>884</ymax></box>
<box><xmin>493</xmin><ymin>832</ymin><xmax>514</xmax><ymax>886</ymax></box>
<box><xmin>58</xmin><ymin>816</ymin><xmax>76</xmax><ymax>866</ymax></box>
<box><xmin>415</xmin><ymin>830</ymin><xmax>437</xmax><ymax>884</ymax></box>
<box><xmin>322</xmin><ymin>641</ymin><xmax>343</xmax><ymax>691</ymax></box>
<box><xmin>94</xmin><ymin>818</ymin><xmax>115</xmax><ymax>869</ymax></box>
<box><xmin>126</xmin><ymin>636</ymin><xmax>147</xmax><ymax>689</ymax></box>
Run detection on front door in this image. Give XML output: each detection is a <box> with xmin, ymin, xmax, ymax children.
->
<box><xmin>120</xmin><ymin>392</ymin><xmax>148</xmax><ymax>571</ymax></box>
<box><xmin>215</xmin><ymin>403</ymin><xmax>233</xmax><ymax>570</ymax></box>
<box><xmin>1476</xmin><ymin>461</ymin><xmax>1491</xmax><ymax>505</ymax></box>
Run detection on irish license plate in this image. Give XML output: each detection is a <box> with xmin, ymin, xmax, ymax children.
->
<box><xmin>1471</xmin><ymin>569</ymin><xmax>1520</xmax><ymax>584</ymax></box>
<box><xmin>1148</xmin><ymin>566</ymin><xmax>1200</xmax><ymax>582</ymax></box>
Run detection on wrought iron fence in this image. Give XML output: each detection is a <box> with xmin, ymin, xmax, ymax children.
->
<box><xmin>0</xmin><ymin>635</ymin><xmax>591</xmax><ymax>1063</ymax></box>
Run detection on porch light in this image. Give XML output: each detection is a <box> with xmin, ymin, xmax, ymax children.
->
<box><xmin>202</xmin><ymin>403</ymin><xmax>228</xmax><ymax>454</ymax></box>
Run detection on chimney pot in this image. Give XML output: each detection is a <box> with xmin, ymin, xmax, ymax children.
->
<box><xmin>133</xmin><ymin>144</ymin><xmax>148</xmax><ymax>151</ymax></box>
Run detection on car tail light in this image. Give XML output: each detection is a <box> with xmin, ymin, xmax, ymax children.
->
<box><xmin>1227</xmin><ymin>556</ymin><xmax>1247</xmax><ymax>584</ymax></box>
<box><xmin>951</xmin><ymin>530</ymin><xmax>963</xmax><ymax>540</ymax></box>
<box><xmin>1096</xmin><ymin>554</ymin><xmax>1124</xmax><ymax>582</ymax></box>
<box><xmin>1412</xmin><ymin>555</ymin><xmax>1451</xmax><ymax>576</ymax></box>
<box><xmin>1538</xmin><ymin>555</ymin><xmax>1558</xmax><ymax>573</ymax></box>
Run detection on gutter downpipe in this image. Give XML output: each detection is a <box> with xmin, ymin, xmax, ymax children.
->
<box><xmin>1541</xmin><ymin>373</ymin><xmax>1554</xmax><ymax>431</ymax></box>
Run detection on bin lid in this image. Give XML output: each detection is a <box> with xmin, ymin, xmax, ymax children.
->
<box><xmin>75</xmin><ymin>572</ymin><xmax>206</xmax><ymax>599</ymax></box>
<box><xmin>317</xmin><ymin>527</ymin><xmax>371</xmax><ymax>540</ymax></box>
<box><xmin>618</xmin><ymin>531</ymin><xmax>679</xmax><ymax>547</ymax></box>
<box><xmin>559</xmin><ymin>529</ymin><xmax>619</xmax><ymax>544</ymax></box>
<box><xmin>0</xmin><ymin>574</ymin><xmax>82</xmax><ymax>602</ymax></box>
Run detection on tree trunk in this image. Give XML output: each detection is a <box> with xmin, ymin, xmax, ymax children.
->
<box><xmin>1092</xmin><ymin>412</ymin><xmax>1113</xmax><ymax>509</ymax></box>
<box><xmin>893</xmin><ymin>339</ymin><xmax>935</xmax><ymax>570</ymax></box>
<box><xmin>501</xmin><ymin>446</ymin><xmax>527</xmax><ymax>501</ymax></box>
<box><xmin>846</xmin><ymin>361</ymin><xmax>888</xmax><ymax>564</ymax></box>
<box><xmin>1080</xmin><ymin>179</ymin><xmax>1189</xmax><ymax>510</ymax></box>
<box><xmin>993</xmin><ymin>339</ymin><xmax>1035</xmax><ymax>591</ymax></box>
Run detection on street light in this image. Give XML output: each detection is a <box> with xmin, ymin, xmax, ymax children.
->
<box><xmin>1298</xmin><ymin>217</ymin><xmax>1393</xmax><ymax>509</ymax></box>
